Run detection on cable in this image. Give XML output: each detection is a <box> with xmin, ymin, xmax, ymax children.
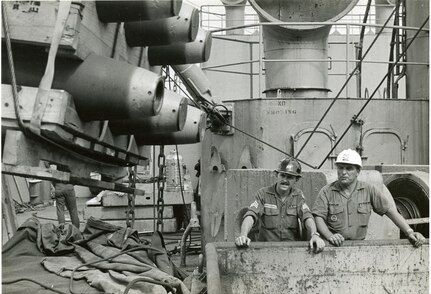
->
<box><xmin>123</xmin><ymin>277</ymin><xmax>175</xmax><ymax>294</ymax></box>
<box><xmin>2</xmin><ymin>278</ymin><xmax>70</xmax><ymax>294</ymax></box>
<box><xmin>294</xmin><ymin>2</ymin><xmax>400</xmax><ymax>158</ymax></box>
<box><xmin>317</xmin><ymin>16</ymin><xmax>429</xmax><ymax>169</ymax></box>
<box><xmin>356</xmin><ymin>0</ymin><xmax>373</xmax><ymax>98</ymax></box>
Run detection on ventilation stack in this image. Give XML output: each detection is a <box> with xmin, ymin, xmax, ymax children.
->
<box><xmin>221</xmin><ymin>0</ymin><xmax>247</xmax><ymax>35</ymax></box>
<box><xmin>249</xmin><ymin>0</ymin><xmax>358</xmax><ymax>98</ymax></box>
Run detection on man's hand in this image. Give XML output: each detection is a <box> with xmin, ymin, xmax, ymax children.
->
<box><xmin>328</xmin><ymin>233</ymin><xmax>344</xmax><ymax>246</ymax></box>
<box><xmin>407</xmin><ymin>231</ymin><xmax>426</xmax><ymax>247</ymax></box>
<box><xmin>309</xmin><ymin>234</ymin><xmax>325</xmax><ymax>253</ymax></box>
<box><xmin>235</xmin><ymin>235</ymin><xmax>251</xmax><ymax>248</ymax></box>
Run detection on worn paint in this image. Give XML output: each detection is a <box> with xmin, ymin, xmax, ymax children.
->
<box><xmin>206</xmin><ymin>240</ymin><xmax>429</xmax><ymax>294</ymax></box>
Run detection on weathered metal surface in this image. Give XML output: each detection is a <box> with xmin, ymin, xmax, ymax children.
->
<box><xmin>125</xmin><ymin>3</ymin><xmax>199</xmax><ymax>47</ymax></box>
<box><xmin>95</xmin><ymin>0</ymin><xmax>182</xmax><ymax>23</ymax></box>
<box><xmin>134</xmin><ymin>106</ymin><xmax>207</xmax><ymax>145</ymax></box>
<box><xmin>206</xmin><ymin>240</ymin><xmax>429</xmax><ymax>294</ymax></box>
<box><xmin>2</xmin><ymin>53</ymin><xmax>164</xmax><ymax>121</ymax></box>
<box><xmin>148</xmin><ymin>29</ymin><xmax>212</xmax><ymax>66</ymax></box>
<box><xmin>109</xmin><ymin>90</ymin><xmax>188</xmax><ymax>135</ymax></box>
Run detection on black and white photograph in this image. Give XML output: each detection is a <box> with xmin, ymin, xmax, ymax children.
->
<box><xmin>1</xmin><ymin>0</ymin><xmax>429</xmax><ymax>293</ymax></box>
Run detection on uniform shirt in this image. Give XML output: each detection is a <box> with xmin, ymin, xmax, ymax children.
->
<box><xmin>243</xmin><ymin>183</ymin><xmax>313</xmax><ymax>241</ymax></box>
<box><xmin>54</xmin><ymin>183</ymin><xmax>74</xmax><ymax>196</ymax></box>
<box><xmin>312</xmin><ymin>180</ymin><xmax>395</xmax><ymax>240</ymax></box>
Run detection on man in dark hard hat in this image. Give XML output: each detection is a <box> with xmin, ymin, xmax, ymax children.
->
<box><xmin>312</xmin><ymin>149</ymin><xmax>426</xmax><ymax>247</ymax></box>
<box><xmin>235</xmin><ymin>157</ymin><xmax>325</xmax><ymax>253</ymax></box>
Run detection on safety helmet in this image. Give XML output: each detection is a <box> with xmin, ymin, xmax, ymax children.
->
<box><xmin>275</xmin><ymin>158</ymin><xmax>302</xmax><ymax>177</ymax></box>
<box><xmin>335</xmin><ymin>149</ymin><xmax>362</xmax><ymax>167</ymax></box>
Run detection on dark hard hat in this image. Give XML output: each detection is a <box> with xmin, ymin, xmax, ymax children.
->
<box><xmin>275</xmin><ymin>158</ymin><xmax>302</xmax><ymax>177</ymax></box>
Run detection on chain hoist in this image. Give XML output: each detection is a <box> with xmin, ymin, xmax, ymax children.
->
<box><xmin>156</xmin><ymin>145</ymin><xmax>166</xmax><ymax>232</ymax></box>
<box><xmin>125</xmin><ymin>165</ymin><xmax>137</xmax><ymax>229</ymax></box>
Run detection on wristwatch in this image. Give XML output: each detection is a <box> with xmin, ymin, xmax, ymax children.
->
<box><xmin>312</xmin><ymin>232</ymin><xmax>321</xmax><ymax>237</ymax></box>
<box><xmin>406</xmin><ymin>228</ymin><xmax>414</xmax><ymax>235</ymax></box>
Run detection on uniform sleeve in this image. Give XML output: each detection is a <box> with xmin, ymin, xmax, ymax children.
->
<box><xmin>311</xmin><ymin>188</ymin><xmax>329</xmax><ymax>220</ymax></box>
<box><xmin>243</xmin><ymin>190</ymin><xmax>265</xmax><ymax>224</ymax></box>
<box><xmin>369</xmin><ymin>184</ymin><xmax>396</xmax><ymax>216</ymax></box>
<box><xmin>297</xmin><ymin>192</ymin><xmax>313</xmax><ymax>223</ymax></box>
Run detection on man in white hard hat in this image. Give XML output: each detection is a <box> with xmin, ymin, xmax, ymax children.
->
<box><xmin>312</xmin><ymin>149</ymin><xmax>425</xmax><ymax>247</ymax></box>
<box><xmin>235</xmin><ymin>158</ymin><xmax>326</xmax><ymax>253</ymax></box>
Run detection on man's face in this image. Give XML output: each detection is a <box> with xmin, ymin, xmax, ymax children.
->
<box><xmin>336</xmin><ymin>163</ymin><xmax>359</xmax><ymax>186</ymax></box>
<box><xmin>277</xmin><ymin>172</ymin><xmax>297</xmax><ymax>192</ymax></box>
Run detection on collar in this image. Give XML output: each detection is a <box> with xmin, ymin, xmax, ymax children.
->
<box><xmin>331</xmin><ymin>180</ymin><xmax>366</xmax><ymax>192</ymax></box>
<box><xmin>268</xmin><ymin>183</ymin><xmax>301</xmax><ymax>197</ymax></box>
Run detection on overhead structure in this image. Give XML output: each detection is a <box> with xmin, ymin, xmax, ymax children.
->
<box><xmin>249</xmin><ymin>0</ymin><xmax>359</xmax><ymax>98</ymax></box>
<box><xmin>221</xmin><ymin>0</ymin><xmax>248</xmax><ymax>35</ymax></box>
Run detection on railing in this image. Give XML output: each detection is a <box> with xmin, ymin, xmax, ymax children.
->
<box><xmin>197</xmin><ymin>3</ymin><xmax>428</xmax><ymax>100</ymax></box>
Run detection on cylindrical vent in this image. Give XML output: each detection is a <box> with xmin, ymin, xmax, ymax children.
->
<box><xmin>249</xmin><ymin>0</ymin><xmax>358</xmax><ymax>98</ymax></box>
<box><xmin>221</xmin><ymin>0</ymin><xmax>247</xmax><ymax>35</ymax></box>
<box><xmin>406</xmin><ymin>0</ymin><xmax>429</xmax><ymax>100</ymax></box>
<box><xmin>135</xmin><ymin>106</ymin><xmax>207</xmax><ymax>145</ymax></box>
<box><xmin>1</xmin><ymin>50</ymin><xmax>165</xmax><ymax>121</ymax></box>
<box><xmin>109</xmin><ymin>91</ymin><xmax>188</xmax><ymax>135</ymax></box>
<box><xmin>96</xmin><ymin>0</ymin><xmax>182</xmax><ymax>22</ymax></box>
<box><xmin>65</xmin><ymin>54</ymin><xmax>164</xmax><ymax>120</ymax></box>
<box><xmin>125</xmin><ymin>4</ymin><xmax>199</xmax><ymax>47</ymax></box>
<box><xmin>148</xmin><ymin>29</ymin><xmax>212</xmax><ymax>66</ymax></box>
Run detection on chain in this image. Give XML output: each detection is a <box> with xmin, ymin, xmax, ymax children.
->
<box><xmin>125</xmin><ymin>165</ymin><xmax>137</xmax><ymax>229</ymax></box>
<box><xmin>156</xmin><ymin>145</ymin><xmax>166</xmax><ymax>232</ymax></box>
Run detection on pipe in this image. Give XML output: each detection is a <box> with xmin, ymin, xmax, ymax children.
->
<box><xmin>134</xmin><ymin>106</ymin><xmax>207</xmax><ymax>145</ymax></box>
<box><xmin>221</xmin><ymin>0</ymin><xmax>247</xmax><ymax>35</ymax></box>
<box><xmin>124</xmin><ymin>3</ymin><xmax>199</xmax><ymax>47</ymax></box>
<box><xmin>148</xmin><ymin>29</ymin><xmax>212</xmax><ymax>66</ymax></box>
<box><xmin>405</xmin><ymin>0</ymin><xmax>429</xmax><ymax>100</ymax></box>
<box><xmin>205</xmin><ymin>243</ymin><xmax>222</xmax><ymax>294</ymax></box>
<box><xmin>2</xmin><ymin>52</ymin><xmax>164</xmax><ymax>121</ymax></box>
<box><xmin>95</xmin><ymin>0</ymin><xmax>182</xmax><ymax>23</ymax></box>
<box><xmin>375</xmin><ymin>0</ymin><xmax>396</xmax><ymax>34</ymax></box>
<box><xmin>172</xmin><ymin>64</ymin><xmax>214</xmax><ymax>102</ymax></box>
<box><xmin>249</xmin><ymin>0</ymin><xmax>358</xmax><ymax>98</ymax></box>
<box><xmin>109</xmin><ymin>91</ymin><xmax>188</xmax><ymax>135</ymax></box>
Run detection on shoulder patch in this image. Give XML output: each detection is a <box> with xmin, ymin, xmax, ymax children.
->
<box><xmin>250</xmin><ymin>200</ymin><xmax>259</xmax><ymax>209</ymax></box>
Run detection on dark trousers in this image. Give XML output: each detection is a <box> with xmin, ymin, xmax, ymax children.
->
<box><xmin>55</xmin><ymin>184</ymin><xmax>80</xmax><ymax>230</ymax></box>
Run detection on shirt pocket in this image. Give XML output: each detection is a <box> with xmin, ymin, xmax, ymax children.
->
<box><xmin>286</xmin><ymin>207</ymin><xmax>298</xmax><ymax>229</ymax></box>
<box><xmin>357</xmin><ymin>202</ymin><xmax>372</xmax><ymax>226</ymax></box>
<box><xmin>328</xmin><ymin>204</ymin><xmax>345</xmax><ymax>231</ymax></box>
<box><xmin>262</xmin><ymin>208</ymin><xmax>279</xmax><ymax>229</ymax></box>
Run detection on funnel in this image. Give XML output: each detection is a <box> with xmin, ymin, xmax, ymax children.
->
<box><xmin>221</xmin><ymin>0</ymin><xmax>247</xmax><ymax>35</ymax></box>
<box><xmin>249</xmin><ymin>0</ymin><xmax>359</xmax><ymax>98</ymax></box>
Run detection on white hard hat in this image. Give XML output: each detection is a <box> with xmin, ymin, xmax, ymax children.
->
<box><xmin>335</xmin><ymin>149</ymin><xmax>362</xmax><ymax>167</ymax></box>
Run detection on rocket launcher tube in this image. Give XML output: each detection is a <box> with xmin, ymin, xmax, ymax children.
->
<box><xmin>125</xmin><ymin>3</ymin><xmax>199</xmax><ymax>47</ymax></box>
<box><xmin>134</xmin><ymin>106</ymin><xmax>207</xmax><ymax>145</ymax></box>
<box><xmin>109</xmin><ymin>90</ymin><xmax>188</xmax><ymax>135</ymax></box>
<box><xmin>96</xmin><ymin>0</ymin><xmax>182</xmax><ymax>23</ymax></box>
